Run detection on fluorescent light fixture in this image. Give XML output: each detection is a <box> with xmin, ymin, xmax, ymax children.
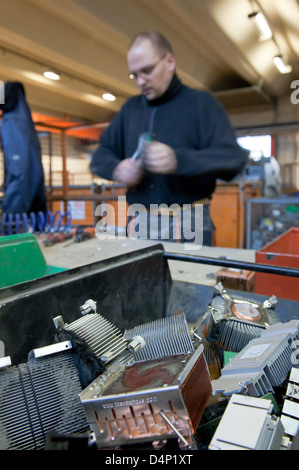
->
<box><xmin>102</xmin><ymin>92</ymin><xmax>116</xmax><ymax>102</ymax></box>
<box><xmin>273</xmin><ymin>55</ymin><xmax>292</xmax><ymax>74</ymax></box>
<box><xmin>43</xmin><ymin>70</ymin><xmax>61</xmax><ymax>80</ymax></box>
<box><xmin>249</xmin><ymin>11</ymin><xmax>272</xmax><ymax>41</ymax></box>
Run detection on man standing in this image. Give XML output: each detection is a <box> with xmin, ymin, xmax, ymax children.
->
<box><xmin>91</xmin><ymin>31</ymin><xmax>247</xmax><ymax>246</ymax></box>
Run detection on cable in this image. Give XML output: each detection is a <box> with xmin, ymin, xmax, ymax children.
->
<box><xmin>0</xmin><ymin>210</ymin><xmax>72</xmax><ymax>236</ymax></box>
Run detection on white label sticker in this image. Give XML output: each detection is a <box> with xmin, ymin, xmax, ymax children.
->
<box><xmin>240</xmin><ymin>343</ymin><xmax>270</xmax><ymax>360</ymax></box>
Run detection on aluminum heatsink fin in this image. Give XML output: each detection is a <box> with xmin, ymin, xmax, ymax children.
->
<box><xmin>211</xmin><ymin>320</ymin><xmax>270</xmax><ymax>353</ymax></box>
<box><xmin>124</xmin><ymin>313</ymin><xmax>194</xmax><ymax>362</ymax></box>
<box><xmin>0</xmin><ymin>352</ymin><xmax>88</xmax><ymax>450</ymax></box>
<box><xmin>207</xmin><ymin>285</ymin><xmax>280</xmax><ymax>352</ymax></box>
<box><xmin>0</xmin><ymin>365</ymin><xmax>35</xmax><ymax>450</ymax></box>
<box><xmin>212</xmin><ymin>320</ymin><xmax>299</xmax><ymax>397</ymax></box>
<box><xmin>61</xmin><ymin>314</ymin><xmax>129</xmax><ymax>365</ymax></box>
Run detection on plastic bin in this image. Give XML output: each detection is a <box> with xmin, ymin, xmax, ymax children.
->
<box><xmin>0</xmin><ymin>233</ymin><xmax>66</xmax><ymax>288</ymax></box>
<box><xmin>0</xmin><ymin>244</ymin><xmax>172</xmax><ymax>364</ymax></box>
<box><xmin>255</xmin><ymin>228</ymin><xmax>299</xmax><ymax>301</ymax></box>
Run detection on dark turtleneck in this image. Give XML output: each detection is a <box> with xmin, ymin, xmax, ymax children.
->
<box><xmin>145</xmin><ymin>73</ymin><xmax>182</xmax><ymax>107</ymax></box>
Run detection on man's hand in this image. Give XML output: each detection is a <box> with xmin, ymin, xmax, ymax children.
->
<box><xmin>143</xmin><ymin>142</ymin><xmax>177</xmax><ymax>174</ymax></box>
<box><xmin>112</xmin><ymin>158</ymin><xmax>144</xmax><ymax>187</ymax></box>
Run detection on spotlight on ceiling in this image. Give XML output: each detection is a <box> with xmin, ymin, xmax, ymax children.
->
<box><xmin>248</xmin><ymin>11</ymin><xmax>272</xmax><ymax>41</ymax></box>
<box><xmin>273</xmin><ymin>55</ymin><xmax>293</xmax><ymax>74</ymax></box>
<box><xmin>102</xmin><ymin>92</ymin><xmax>116</xmax><ymax>102</ymax></box>
<box><xmin>43</xmin><ymin>70</ymin><xmax>61</xmax><ymax>81</ymax></box>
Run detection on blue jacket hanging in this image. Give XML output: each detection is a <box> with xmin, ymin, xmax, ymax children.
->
<box><xmin>0</xmin><ymin>81</ymin><xmax>47</xmax><ymax>215</ymax></box>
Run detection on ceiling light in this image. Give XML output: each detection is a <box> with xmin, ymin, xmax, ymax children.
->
<box><xmin>273</xmin><ymin>55</ymin><xmax>292</xmax><ymax>74</ymax></box>
<box><xmin>43</xmin><ymin>70</ymin><xmax>61</xmax><ymax>81</ymax></box>
<box><xmin>249</xmin><ymin>11</ymin><xmax>272</xmax><ymax>41</ymax></box>
<box><xmin>102</xmin><ymin>92</ymin><xmax>116</xmax><ymax>102</ymax></box>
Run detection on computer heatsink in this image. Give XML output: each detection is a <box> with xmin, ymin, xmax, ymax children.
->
<box><xmin>80</xmin><ymin>314</ymin><xmax>212</xmax><ymax>449</ymax></box>
<box><xmin>55</xmin><ymin>312</ymin><xmax>133</xmax><ymax>369</ymax></box>
<box><xmin>124</xmin><ymin>313</ymin><xmax>194</xmax><ymax>361</ymax></box>
<box><xmin>212</xmin><ymin>319</ymin><xmax>299</xmax><ymax>397</ymax></box>
<box><xmin>0</xmin><ymin>348</ymin><xmax>88</xmax><ymax>450</ymax></box>
<box><xmin>207</xmin><ymin>283</ymin><xmax>280</xmax><ymax>352</ymax></box>
<box><xmin>209</xmin><ymin>394</ymin><xmax>285</xmax><ymax>450</ymax></box>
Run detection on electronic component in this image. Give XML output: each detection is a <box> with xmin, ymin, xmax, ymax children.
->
<box><xmin>209</xmin><ymin>394</ymin><xmax>284</xmax><ymax>450</ymax></box>
<box><xmin>206</xmin><ymin>283</ymin><xmax>279</xmax><ymax>352</ymax></box>
<box><xmin>281</xmin><ymin>368</ymin><xmax>299</xmax><ymax>438</ymax></box>
<box><xmin>0</xmin><ymin>348</ymin><xmax>88</xmax><ymax>450</ymax></box>
<box><xmin>124</xmin><ymin>313</ymin><xmax>194</xmax><ymax>362</ymax></box>
<box><xmin>212</xmin><ymin>320</ymin><xmax>299</xmax><ymax>397</ymax></box>
<box><xmin>80</xmin><ymin>344</ymin><xmax>211</xmax><ymax>449</ymax></box>
<box><xmin>80</xmin><ymin>314</ymin><xmax>212</xmax><ymax>449</ymax></box>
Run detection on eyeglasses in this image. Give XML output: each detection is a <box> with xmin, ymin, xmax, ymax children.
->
<box><xmin>128</xmin><ymin>54</ymin><xmax>167</xmax><ymax>80</ymax></box>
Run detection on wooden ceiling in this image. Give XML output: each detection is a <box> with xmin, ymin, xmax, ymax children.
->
<box><xmin>0</xmin><ymin>0</ymin><xmax>298</xmax><ymax>128</ymax></box>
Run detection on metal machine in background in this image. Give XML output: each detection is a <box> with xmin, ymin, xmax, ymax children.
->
<box><xmin>246</xmin><ymin>197</ymin><xmax>299</xmax><ymax>250</ymax></box>
<box><xmin>240</xmin><ymin>153</ymin><xmax>282</xmax><ymax>198</ymax></box>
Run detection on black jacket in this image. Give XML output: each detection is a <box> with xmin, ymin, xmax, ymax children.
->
<box><xmin>0</xmin><ymin>81</ymin><xmax>47</xmax><ymax>215</ymax></box>
<box><xmin>91</xmin><ymin>75</ymin><xmax>248</xmax><ymax>207</ymax></box>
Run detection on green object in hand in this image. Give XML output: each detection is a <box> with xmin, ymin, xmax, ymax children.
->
<box><xmin>131</xmin><ymin>132</ymin><xmax>152</xmax><ymax>160</ymax></box>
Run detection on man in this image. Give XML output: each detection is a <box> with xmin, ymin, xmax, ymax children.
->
<box><xmin>90</xmin><ymin>31</ymin><xmax>247</xmax><ymax>245</ymax></box>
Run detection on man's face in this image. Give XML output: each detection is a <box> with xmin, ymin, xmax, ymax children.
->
<box><xmin>127</xmin><ymin>39</ymin><xmax>176</xmax><ymax>100</ymax></box>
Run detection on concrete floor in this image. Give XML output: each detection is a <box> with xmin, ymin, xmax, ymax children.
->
<box><xmin>39</xmin><ymin>234</ymin><xmax>256</xmax><ymax>287</ymax></box>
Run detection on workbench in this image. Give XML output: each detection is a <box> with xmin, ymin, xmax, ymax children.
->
<box><xmin>39</xmin><ymin>235</ymin><xmax>256</xmax><ymax>287</ymax></box>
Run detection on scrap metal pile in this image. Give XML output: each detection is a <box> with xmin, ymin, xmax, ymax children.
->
<box><xmin>194</xmin><ymin>283</ymin><xmax>299</xmax><ymax>450</ymax></box>
<box><xmin>0</xmin><ymin>284</ymin><xmax>298</xmax><ymax>451</ymax></box>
